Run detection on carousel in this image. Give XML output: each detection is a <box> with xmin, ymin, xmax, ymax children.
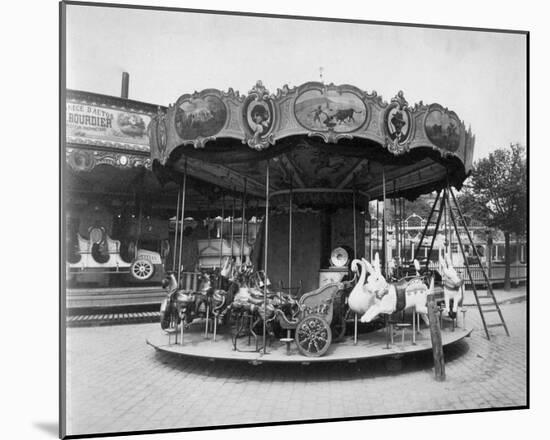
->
<box><xmin>144</xmin><ymin>80</ymin><xmax>483</xmax><ymax>365</ymax></box>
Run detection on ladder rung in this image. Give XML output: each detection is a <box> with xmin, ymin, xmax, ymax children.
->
<box><xmin>476</xmin><ymin>295</ymin><xmax>493</xmax><ymax>299</ymax></box>
<box><xmin>486</xmin><ymin>323</ymin><xmax>505</xmax><ymax>328</ymax></box>
<box><xmin>482</xmin><ymin>309</ymin><xmax>500</xmax><ymax>313</ymax></box>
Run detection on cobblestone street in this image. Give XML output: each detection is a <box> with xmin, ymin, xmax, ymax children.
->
<box><xmin>65</xmin><ymin>300</ymin><xmax>527</xmax><ymax>437</ymax></box>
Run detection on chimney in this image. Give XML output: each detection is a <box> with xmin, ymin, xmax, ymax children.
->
<box><xmin>121</xmin><ymin>72</ymin><xmax>129</xmax><ymax>99</ymax></box>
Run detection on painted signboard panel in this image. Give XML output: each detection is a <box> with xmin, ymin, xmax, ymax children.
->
<box><xmin>66</xmin><ymin>102</ymin><xmax>152</xmax><ymax>150</ymax></box>
<box><xmin>175</xmin><ymin>94</ymin><xmax>227</xmax><ymax>140</ymax></box>
<box><xmin>294</xmin><ymin>89</ymin><xmax>367</xmax><ymax>132</ymax></box>
<box><xmin>425</xmin><ymin>105</ymin><xmax>461</xmax><ymax>152</ymax></box>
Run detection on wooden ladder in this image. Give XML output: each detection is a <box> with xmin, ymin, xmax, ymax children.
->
<box><xmin>414</xmin><ymin>186</ymin><xmax>509</xmax><ymax>340</ymax></box>
<box><xmin>446</xmin><ymin>188</ymin><xmax>509</xmax><ymax>340</ymax></box>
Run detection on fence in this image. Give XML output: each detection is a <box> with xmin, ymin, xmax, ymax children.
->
<box><xmin>427</xmin><ymin>262</ymin><xmax>527</xmax><ymax>288</ymax></box>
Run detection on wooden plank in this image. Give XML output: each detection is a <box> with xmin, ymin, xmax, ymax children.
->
<box><xmin>427</xmin><ymin>294</ymin><xmax>445</xmax><ymax>381</ymax></box>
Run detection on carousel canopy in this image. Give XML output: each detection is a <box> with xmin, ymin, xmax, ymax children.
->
<box><xmin>149</xmin><ymin>81</ymin><xmax>475</xmax><ymax>205</ymax></box>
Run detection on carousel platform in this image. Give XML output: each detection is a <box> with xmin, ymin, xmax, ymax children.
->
<box><xmin>146</xmin><ymin>323</ymin><xmax>472</xmax><ymax>365</ymax></box>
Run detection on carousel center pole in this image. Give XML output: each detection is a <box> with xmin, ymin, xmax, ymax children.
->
<box><xmin>263</xmin><ymin>161</ymin><xmax>270</xmax><ymax>355</ymax></box>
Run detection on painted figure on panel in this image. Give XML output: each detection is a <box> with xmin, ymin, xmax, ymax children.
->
<box><xmin>294</xmin><ymin>89</ymin><xmax>367</xmax><ymax>132</ymax></box>
<box><xmin>425</xmin><ymin>107</ymin><xmax>461</xmax><ymax>152</ymax></box>
<box><xmin>175</xmin><ymin>95</ymin><xmax>227</xmax><ymax>139</ymax></box>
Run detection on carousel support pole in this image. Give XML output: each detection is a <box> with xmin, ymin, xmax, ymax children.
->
<box><xmin>382</xmin><ymin>168</ymin><xmax>387</xmax><ymax>275</ymax></box>
<box><xmin>219</xmin><ymin>193</ymin><xmax>225</xmax><ymax>280</ymax></box>
<box><xmin>384</xmin><ymin>315</ymin><xmax>390</xmax><ymax>349</ymax></box>
<box><xmin>353</xmin><ymin>185</ymin><xmax>358</xmax><ymax>345</ymax></box>
<box><xmin>288</xmin><ymin>181</ymin><xmax>293</xmax><ymax>296</ymax></box>
<box><xmin>230</xmin><ymin>189</ymin><xmax>235</xmax><ymax>265</ymax></box>
<box><xmin>263</xmin><ymin>161</ymin><xmax>270</xmax><ymax>355</ymax></box>
<box><xmin>240</xmin><ymin>178</ymin><xmax>247</xmax><ymax>267</ymax></box>
<box><xmin>177</xmin><ymin>160</ymin><xmax>187</xmax><ymax>288</ymax></box>
<box><xmin>401</xmin><ymin>197</ymin><xmax>407</xmax><ymax>259</ymax></box>
<box><xmin>353</xmin><ymin>185</ymin><xmax>357</xmax><ymax>260</ymax></box>
<box><xmin>176</xmin><ymin>161</ymin><xmax>188</xmax><ymax>344</ymax></box>
<box><xmin>204</xmin><ymin>304</ymin><xmax>210</xmax><ymax>338</ymax></box>
<box><xmin>172</xmin><ymin>185</ymin><xmax>181</xmax><ymax>272</ymax></box>
<box><xmin>443</xmin><ymin>187</ymin><xmax>449</xmax><ymax>258</ymax></box>
<box><xmin>393</xmin><ymin>181</ymin><xmax>398</xmax><ymax>266</ymax></box>
<box><xmin>213</xmin><ymin>317</ymin><xmax>217</xmax><ymax>342</ymax></box>
<box><xmin>180</xmin><ymin>318</ymin><xmax>184</xmax><ymax>345</ymax></box>
<box><xmin>375</xmin><ymin>199</ymin><xmax>379</xmax><ymax>260</ymax></box>
<box><xmin>368</xmin><ymin>196</ymin><xmax>372</xmax><ymax>261</ymax></box>
<box><xmin>412</xmin><ymin>307</ymin><xmax>416</xmax><ymax>345</ymax></box>
<box><xmin>354</xmin><ymin>314</ymin><xmax>358</xmax><ymax>345</ymax></box>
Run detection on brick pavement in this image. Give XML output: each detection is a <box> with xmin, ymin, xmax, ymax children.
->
<box><xmin>65</xmin><ymin>301</ymin><xmax>527</xmax><ymax>436</ymax></box>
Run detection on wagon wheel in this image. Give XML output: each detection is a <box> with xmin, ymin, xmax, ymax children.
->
<box><xmin>131</xmin><ymin>259</ymin><xmax>154</xmax><ymax>280</ymax></box>
<box><xmin>295</xmin><ymin>314</ymin><xmax>332</xmax><ymax>357</ymax></box>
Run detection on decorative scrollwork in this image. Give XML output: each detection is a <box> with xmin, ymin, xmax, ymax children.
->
<box><xmin>182</xmin><ymin>136</ymin><xmax>217</xmax><ymax>149</ymax></box>
<box><xmin>66</xmin><ymin>148</ymin><xmax>150</xmax><ymax>171</ymax></box>
<box><xmin>384</xmin><ymin>90</ymin><xmax>413</xmax><ymax>155</ymax></box>
<box><xmin>243</xmin><ymin>81</ymin><xmax>277</xmax><ymax>150</ymax></box>
<box><xmin>308</xmin><ymin>131</ymin><xmax>354</xmax><ymax>144</ymax></box>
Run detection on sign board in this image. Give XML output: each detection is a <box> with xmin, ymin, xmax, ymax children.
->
<box><xmin>66</xmin><ymin>101</ymin><xmax>152</xmax><ymax>151</ymax></box>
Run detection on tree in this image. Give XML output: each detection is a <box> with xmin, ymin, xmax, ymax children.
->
<box><xmin>461</xmin><ymin>143</ymin><xmax>527</xmax><ymax>290</ymax></box>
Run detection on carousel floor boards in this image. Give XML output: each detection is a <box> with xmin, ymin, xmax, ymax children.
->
<box><xmin>146</xmin><ymin>324</ymin><xmax>472</xmax><ymax>365</ymax></box>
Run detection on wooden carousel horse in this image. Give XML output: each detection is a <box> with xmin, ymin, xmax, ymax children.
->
<box><xmin>439</xmin><ymin>253</ymin><xmax>464</xmax><ymax>318</ymax></box>
<box><xmin>359</xmin><ymin>253</ymin><xmax>430</xmax><ymax>325</ymax></box>
<box><xmin>159</xmin><ymin>272</ymin><xmax>196</xmax><ymax>330</ymax></box>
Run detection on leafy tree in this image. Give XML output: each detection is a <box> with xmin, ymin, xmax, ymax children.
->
<box><xmin>461</xmin><ymin>143</ymin><xmax>527</xmax><ymax>290</ymax></box>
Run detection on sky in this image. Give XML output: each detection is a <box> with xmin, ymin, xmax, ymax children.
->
<box><xmin>66</xmin><ymin>4</ymin><xmax>527</xmax><ymax>160</ymax></box>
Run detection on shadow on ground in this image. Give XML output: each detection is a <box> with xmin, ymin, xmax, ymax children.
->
<box><xmin>33</xmin><ymin>422</ymin><xmax>58</xmax><ymax>438</ymax></box>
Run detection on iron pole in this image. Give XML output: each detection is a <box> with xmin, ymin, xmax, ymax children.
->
<box><xmin>177</xmin><ymin>161</ymin><xmax>187</xmax><ymax>287</ymax></box>
<box><xmin>263</xmin><ymin>161</ymin><xmax>270</xmax><ymax>354</ymax></box>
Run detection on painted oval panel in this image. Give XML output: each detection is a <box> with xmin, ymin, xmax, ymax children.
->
<box><xmin>243</xmin><ymin>97</ymin><xmax>274</xmax><ymax>138</ymax></box>
<box><xmin>294</xmin><ymin>89</ymin><xmax>367</xmax><ymax>132</ymax></box>
<box><xmin>385</xmin><ymin>105</ymin><xmax>411</xmax><ymax>144</ymax></box>
<box><xmin>425</xmin><ymin>107</ymin><xmax>461</xmax><ymax>152</ymax></box>
<box><xmin>175</xmin><ymin>95</ymin><xmax>227</xmax><ymax>140</ymax></box>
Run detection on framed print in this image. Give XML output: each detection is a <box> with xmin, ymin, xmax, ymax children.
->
<box><xmin>60</xmin><ymin>1</ymin><xmax>528</xmax><ymax>438</ymax></box>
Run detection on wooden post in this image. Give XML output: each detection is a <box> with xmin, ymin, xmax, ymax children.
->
<box><xmin>427</xmin><ymin>293</ymin><xmax>445</xmax><ymax>381</ymax></box>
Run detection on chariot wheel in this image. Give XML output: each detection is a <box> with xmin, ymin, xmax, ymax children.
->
<box><xmin>295</xmin><ymin>314</ymin><xmax>332</xmax><ymax>357</ymax></box>
<box><xmin>131</xmin><ymin>259</ymin><xmax>154</xmax><ymax>280</ymax></box>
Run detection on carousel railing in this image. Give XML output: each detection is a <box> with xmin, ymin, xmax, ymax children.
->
<box><xmin>425</xmin><ymin>262</ymin><xmax>527</xmax><ymax>287</ymax></box>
